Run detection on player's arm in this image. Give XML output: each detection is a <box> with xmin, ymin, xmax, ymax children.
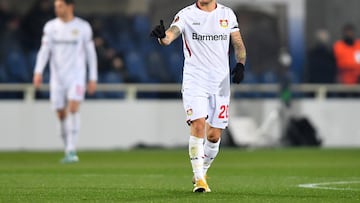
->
<box><xmin>150</xmin><ymin>20</ymin><xmax>181</xmax><ymax>46</ymax></box>
<box><xmin>85</xmin><ymin>39</ymin><xmax>97</xmax><ymax>95</ymax></box>
<box><xmin>33</xmin><ymin>24</ymin><xmax>51</xmax><ymax>89</ymax></box>
<box><xmin>84</xmin><ymin>24</ymin><xmax>98</xmax><ymax>95</ymax></box>
<box><xmin>231</xmin><ymin>31</ymin><xmax>246</xmax><ymax>65</ymax></box>
<box><xmin>230</xmin><ymin>30</ymin><xmax>247</xmax><ymax>84</ymax></box>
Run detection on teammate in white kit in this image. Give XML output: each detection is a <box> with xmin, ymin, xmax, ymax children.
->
<box><xmin>151</xmin><ymin>0</ymin><xmax>246</xmax><ymax>192</ymax></box>
<box><xmin>33</xmin><ymin>0</ymin><xmax>97</xmax><ymax>163</ymax></box>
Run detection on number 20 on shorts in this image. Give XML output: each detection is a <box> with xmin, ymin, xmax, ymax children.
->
<box><xmin>218</xmin><ymin>105</ymin><xmax>229</xmax><ymax>119</ymax></box>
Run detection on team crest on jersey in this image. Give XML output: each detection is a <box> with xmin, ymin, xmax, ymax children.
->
<box><xmin>72</xmin><ymin>29</ymin><xmax>79</xmax><ymax>36</ymax></box>
<box><xmin>220</xmin><ymin>19</ymin><xmax>228</xmax><ymax>28</ymax></box>
<box><xmin>186</xmin><ymin>109</ymin><xmax>193</xmax><ymax>116</ymax></box>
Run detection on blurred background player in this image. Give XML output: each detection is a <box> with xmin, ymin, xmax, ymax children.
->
<box><xmin>151</xmin><ymin>0</ymin><xmax>246</xmax><ymax>192</ymax></box>
<box><xmin>33</xmin><ymin>0</ymin><xmax>97</xmax><ymax>163</ymax></box>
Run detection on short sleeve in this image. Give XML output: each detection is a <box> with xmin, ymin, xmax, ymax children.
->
<box><xmin>170</xmin><ymin>11</ymin><xmax>185</xmax><ymax>33</ymax></box>
<box><xmin>230</xmin><ymin>10</ymin><xmax>239</xmax><ymax>33</ymax></box>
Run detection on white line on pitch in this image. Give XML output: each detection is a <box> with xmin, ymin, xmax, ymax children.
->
<box><xmin>298</xmin><ymin>181</ymin><xmax>360</xmax><ymax>191</ymax></box>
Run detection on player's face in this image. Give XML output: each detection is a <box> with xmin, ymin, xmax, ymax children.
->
<box><xmin>54</xmin><ymin>0</ymin><xmax>72</xmax><ymax>19</ymax></box>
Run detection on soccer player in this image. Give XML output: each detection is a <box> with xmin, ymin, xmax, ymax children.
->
<box><xmin>151</xmin><ymin>0</ymin><xmax>246</xmax><ymax>192</ymax></box>
<box><xmin>33</xmin><ymin>0</ymin><xmax>97</xmax><ymax>163</ymax></box>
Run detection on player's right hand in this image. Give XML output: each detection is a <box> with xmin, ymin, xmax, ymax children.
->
<box><xmin>33</xmin><ymin>73</ymin><xmax>42</xmax><ymax>89</ymax></box>
<box><xmin>150</xmin><ymin>20</ymin><xmax>166</xmax><ymax>39</ymax></box>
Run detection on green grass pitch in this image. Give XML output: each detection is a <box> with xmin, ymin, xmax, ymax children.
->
<box><xmin>0</xmin><ymin>148</ymin><xmax>359</xmax><ymax>202</ymax></box>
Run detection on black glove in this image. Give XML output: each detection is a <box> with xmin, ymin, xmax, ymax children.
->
<box><xmin>150</xmin><ymin>20</ymin><xmax>166</xmax><ymax>39</ymax></box>
<box><xmin>231</xmin><ymin>63</ymin><xmax>245</xmax><ymax>84</ymax></box>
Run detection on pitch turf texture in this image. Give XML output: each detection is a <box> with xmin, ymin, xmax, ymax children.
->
<box><xmin>0</xmin><ymin>148</ymin><xmax>359</xmax><ymax>202</ymax></box>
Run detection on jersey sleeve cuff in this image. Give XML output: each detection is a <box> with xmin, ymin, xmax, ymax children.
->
<box><xmin>231</xmin><ymin>28</ymin><xmax>240</xmax><ymax>33</ymax></box>
<box><xmin>170</xmin><ymin>24</ymin><xmax>183</xmax><ymax>34</ymax></box>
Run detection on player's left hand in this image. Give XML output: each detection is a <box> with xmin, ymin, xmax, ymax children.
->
<box><xmin>150</xmin><ymin>20</ymin><xmax>166</xmax><ymax>39</ymax></box>
<box><xmin>231</xmin><ymin>63</ymin><xmax>245</xmax><ymax>84</ymax></box>
<box><xmin>87</xmin><ymin>81</ymin><xmax>97</xmax><ymax>95</ymax></box>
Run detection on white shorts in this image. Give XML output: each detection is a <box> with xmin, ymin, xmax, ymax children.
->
<box><xmin>50</xmin><ymin>81</ymin><xmax>85</xmax><ymax>110</ymax></box>
<box><xmin>182</xmin><ymin>91</ymin><xmax>230</xmax><ymax>129</ymax></box>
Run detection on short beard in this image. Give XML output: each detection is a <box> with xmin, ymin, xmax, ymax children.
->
<box><xmin>198</xmin><ymin>0</ymin><xmax>213</xmax><ymax>6</ymax></box>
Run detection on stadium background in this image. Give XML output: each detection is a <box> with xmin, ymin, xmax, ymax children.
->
<box><xmin>1</xmin><ymin>0</ymin><xmax>360</xmax><ymax>150</ymax></box>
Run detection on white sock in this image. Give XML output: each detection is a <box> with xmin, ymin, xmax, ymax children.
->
<box><xmin>59</xmin><ymin>118</ymin><xmax>68</xmax><ymax>147</ymax></box>
<box><xmin>203</xmin><ymin>138</ymin><xmax>221</xmax><ymax>175</ymax></box>
<box><xmin>189</xmin><ymin>136</ymin><xmax>205</xmax><ymax>181</ymax></box>
<box><xmin>66</xmin><ymin>112</ymin><xmax>80</xmax><ymax>153</ymax></box>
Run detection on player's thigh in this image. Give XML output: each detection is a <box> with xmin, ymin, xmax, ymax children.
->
<box><xmin>206</xmin><ymin>123</ymin><xmax>222</xmax><ymax>142</ymax></box>
<box><xmin>50</xmin><ymin>85</ymin><xmax>67</xmax><ymax>110</ymax></box>
<box><xmin>68</xmin><ymin>100</ymin><xmax>81</xmax><ymax>113</ymax></box>
<box><xmin>182</xmin><ymin>92</ymin><xmax>209</xmax><ymax>123</ymax></box>
<box><xmin>207</xmin><ymin>94</ymin><xmax>230</xmax><ymax>129</ymax></box>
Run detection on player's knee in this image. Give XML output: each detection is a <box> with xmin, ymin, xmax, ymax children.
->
<box><xmin>68</xmin><ymin>102</ymin><xmax>80</xmax><ymax>113</ymax></box>
<box><xmin>57</xmin><ymin>109</ymin><xmax>67</xmax><ymax>120</ymax></box>
<box><xmin>207</xmin><ymin>136</ymin><xmax>220</xmax><ymax>143</ymax></box>
<box><xmin>69</xmin><ymin>108</ymin><xmax>78</xmax><ymax>114</ymax></box>
<box><xmin>191</xmin><ymin>119</ymin><xmax>206</xmax><ymax>137</ymax></box>
<box><xmin>207</xmin><ymin>128</ymin><xmax>222</xmax><ymax>143</ymax></box>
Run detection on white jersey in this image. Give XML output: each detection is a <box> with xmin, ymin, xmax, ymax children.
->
<box><xmin>34</xmin><ymin>17</ymin><xmax>97</xmax><ymax>87</ymax></box>
<box><xmin>171</xmin><ymin>3</ymin><xmax>239</xmax><ymax>95</ymax></box>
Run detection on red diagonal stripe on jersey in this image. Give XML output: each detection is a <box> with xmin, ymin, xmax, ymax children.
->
<box><xmin>184</xmin><ymin>38</ymin><xmax>192</xmax><ymax>57</ymax></box>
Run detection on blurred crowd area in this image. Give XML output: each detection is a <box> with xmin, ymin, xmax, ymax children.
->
<box><xmin>1</xmin><ymin>0</ymin><xmax>360</xmax><ymax>99</ymax></box>
<box><xmin>0</xmin><ymin>0</ymin><xmax>185</xmax><ymax>87</ymax></box>
<box><xmin>0</xmin><ymin>0</ymin><xmax>295</xmax><ymax>87</ymax></box>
